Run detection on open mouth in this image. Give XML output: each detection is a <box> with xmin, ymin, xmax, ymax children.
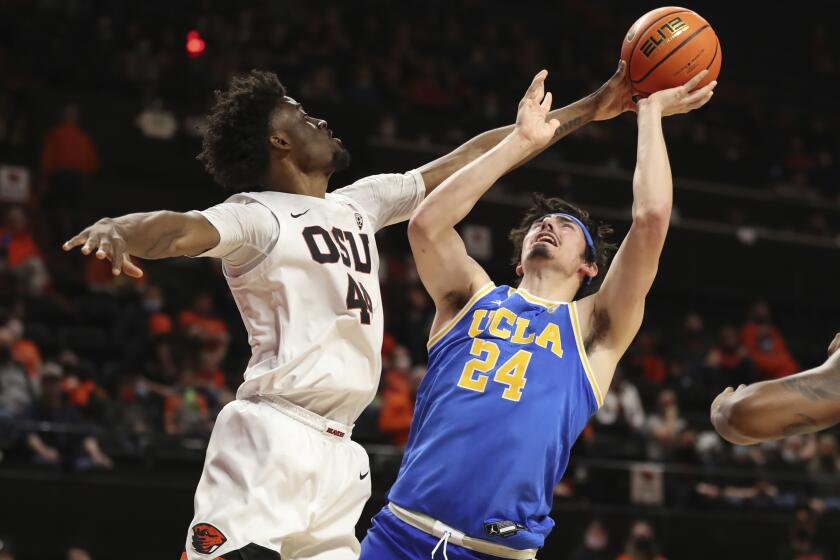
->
<box><xmin>535</xmin><ymin>232</ymin><xmax>558</xmax><ymax>247</ymax></box>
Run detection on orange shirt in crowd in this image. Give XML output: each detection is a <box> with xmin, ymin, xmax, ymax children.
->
<box><xmin>0</xmin><ymin>229</ymin><xmax>40</xmax><ymax>266</ymax></box>
<box><xmin>632</xmin><ymin>354</ymin><xmax>667</xmax><ymax>385</ymax></box>
<box><xmin>12</xmin><ymin>338</ymin><xmax>42</xmax><ymax>378</ymax></box>
<box><xmin>179</xmin><ymin>310</ymin><xmax>228</xmax><ymax>337</ymax></box>
<box><xmin>40</xmin><ymin>122</ymin><xmax>100</xmax><ymax>177</ymax></box>
<box><xmin>740</xmin><ymin>323</ymin><xmax>799</xmax><ymax>379</ymax></box>
<box><xmin>378</xmin><ymin>369</ymin><xmax>413</xmax><ymax>446</ymax></box>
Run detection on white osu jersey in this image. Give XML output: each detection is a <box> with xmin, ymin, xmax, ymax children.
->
<box><xmin>196</xmin><ymin>171</ymin><xmax>425</xmax><ymax>425</ymax></box>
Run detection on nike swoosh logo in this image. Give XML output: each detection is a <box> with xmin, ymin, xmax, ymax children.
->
<box><xmin>290</xmin><ymin>210</ymin><xmax>310</xmax><ymax>218</ymax></box>
<box><xmin>360</xmin><ymin>471</ymin><xmax>369</xmax><ymax>480</ymax></box>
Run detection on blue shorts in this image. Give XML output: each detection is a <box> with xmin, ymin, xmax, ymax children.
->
<box><xmin>360</xmin><ymin>505</ymin><xmax>501</xmax><ymax>560</ymax></box>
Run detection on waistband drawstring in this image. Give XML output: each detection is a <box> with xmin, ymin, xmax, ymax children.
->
<box><xmin>431</xmin><ymin>530</ymin><xmax>452</xmax><ymax>560</ymax></box>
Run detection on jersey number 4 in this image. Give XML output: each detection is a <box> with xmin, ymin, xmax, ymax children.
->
<box><xmin>346</xmin><ymin>274</ymin><xmax>373</xmax><ymax>325</ymax></box>
<box><xmin>456</xmin><ymin>339</ymin><xmax>532</xmax><ymax>402</ymax></box>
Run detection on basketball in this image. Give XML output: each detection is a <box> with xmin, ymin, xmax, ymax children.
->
<box><xmin>621</xmin><ymin>6</ymin><xmax>721</xmax><ymax>96</ymax></box>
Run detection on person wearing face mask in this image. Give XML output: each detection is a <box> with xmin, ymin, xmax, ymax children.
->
<box><xmin>616</xmin><ymin>521</ymin><xmax>666</xmax><ymax>560</ymax></box>
<box><xmin>570</xmin><ymin>520</ymin><xmax>611</xmax><ymax>560</ymax></box>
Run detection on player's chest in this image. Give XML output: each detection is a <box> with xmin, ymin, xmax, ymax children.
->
<box><xmin>281</xmin><ymin>202</ymin><xmax>378</xmax><ymax>275</ymax></box>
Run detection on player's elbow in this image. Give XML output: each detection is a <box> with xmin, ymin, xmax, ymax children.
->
<box><xmin>632</xmin><ymin>204</ymin><xmax>671</xmax><ymax>228</ymax></box>
<box><xmin>711</xmin><ymin>393</ymin><xmax>762</xmax><ymax>446</ymax></box>
<box><xmin>408</xmin><ymin>211</ymin><xmax>440</xmax><ymax>243</ymax></box>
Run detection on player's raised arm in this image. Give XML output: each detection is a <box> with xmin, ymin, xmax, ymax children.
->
<box><xmin>579</xmin><ymin>71</ymin><xmax>716</xmax><ymax>389</ymax></box>
<box><xmin>416</xmin><ymin>62</ymin><xmax>636</xmax><ymax>194</ymax></box>
<box><xmin>409</xmin><ymin>71</ymin><xmax>561</xmax><ymax>319</ymax></box>
<box><xmin>63</xmin><ymin>211</ymin><xmax>221</xmax><ymax>277</ymax></box>
<box><xmin>711</xmin><ymin>333</ymin><xmax>840</xmax><ymax>445</ymax></box>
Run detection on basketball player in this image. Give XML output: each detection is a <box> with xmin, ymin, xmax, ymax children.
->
<box><xmin>360</xmin><ymin>69</ymin><xmax>716</xmax><ymax>559</ymax></box>
<box><xmin>711</xmin><ymin>333</ymin><xmax>840</xmax><ymax>445</ymax></box>
<box><xmin>62</xmin><ymin>66</ymin><xmax>634</xmax><ymax>560</ymax></box>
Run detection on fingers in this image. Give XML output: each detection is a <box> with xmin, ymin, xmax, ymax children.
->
<box><xmin>540</xmin><ymin>91</ymin><xmax>553</xmax><ymax>112</ymax></box>
<box><xmin>63</xmin><ymin>232</ymin><xmax>89</xmax><ymax>251</ymax></box>
<box><xmin>122</xmin><ymin>255</ymin><xmax>144</xmax><ymax>278</ymax></box>
<box><xmin>828</xmin><ymin>332</ymin><xmax>840</xmax><ymax>356</ymax></box>
<box><xmin>80</xmin><ymin>236</ymin><xmax>100</xmax><ymax>256</ymax></box>
<box><xmin>96</xmin><ymin>239</ymin><xmax>112</xmax><ymax>260</ymax></box>
<box><xmin>682</xmin><ymin>69</ymin><xmax>709</xmax><ymax>92</ymax></box>
<box><xmin>525</xmin><ymin>69</ymin><xmax>548</xmax><ymax>101</ymax></box>
<box><xmin>111</xmin><ymin>239</ymin><xmax>125</xmax><ymax>274</ymax></box>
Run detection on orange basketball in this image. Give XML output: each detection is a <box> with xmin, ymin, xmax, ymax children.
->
<box><xmin>620</xmin><ymin>6</ymin><xmax>721</xmax><ymax>96</ymax></box>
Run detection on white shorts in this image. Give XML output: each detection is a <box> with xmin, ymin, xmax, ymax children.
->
<box><xmin>183</xmin><ymin>396</ymin><xmax>371</xmax><ymax>560</ymax></box>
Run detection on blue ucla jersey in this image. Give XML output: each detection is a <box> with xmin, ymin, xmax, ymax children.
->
<box><xmin>387</xmin><ymin>283</ymin><xmax>604</xmax><ymax>550</ymax></box>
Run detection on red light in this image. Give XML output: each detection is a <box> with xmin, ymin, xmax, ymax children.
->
<box><xmin>186</xmin><ymin>30</ymin><xmax>206</xmax><ymax>57</ymax></box>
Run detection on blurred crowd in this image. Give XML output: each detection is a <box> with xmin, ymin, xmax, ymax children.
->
<box><xmin>2</xmin><ymin>1</ymin><xmax>839</xmax><ymax>239</ymax></box>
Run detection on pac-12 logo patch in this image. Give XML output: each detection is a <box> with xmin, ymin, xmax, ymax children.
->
<box><xmin>191</xmin><ymin>523</ymin><xmax>227</xmax><ymax>554</ymax></box>
<box><xmin>355</xmin><ymin>212</ymin><xmax>364</xmax><ymax>230</ymax></box>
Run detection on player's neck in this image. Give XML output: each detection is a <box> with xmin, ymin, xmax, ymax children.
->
<box><xmin>518</xmin><ymin>271</ymin><xmax>579</xmax><ymax>303</ymax></box>
<box><xmin>259</xmin><ymin>165</ymin><xmax>330</xmax><ymax>198</ymax></box>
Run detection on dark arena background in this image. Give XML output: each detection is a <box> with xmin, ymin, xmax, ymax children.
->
<box><xmin>1</xmin><ymin>1</ymin><xmax>839</xmax><ymax>558</ymax></box>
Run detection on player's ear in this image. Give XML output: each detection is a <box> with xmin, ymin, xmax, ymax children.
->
<box><xmin>269</xmin><ymin>131</ymin><xmax>292</xmax><ymax>154</ymax></box>
<box><xmin>515</xmin><ymin>262</ymin><xmax>524</xmax><ymax>277</ymax></box>
<box><xmin>581</xmin><ymin>261</ymin><xmax>598</xmax><ymax>282</ymax></box>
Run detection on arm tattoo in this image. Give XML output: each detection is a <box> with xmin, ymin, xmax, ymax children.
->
<box><xmin>553</xmin><ymin>116</ymin><xmax>584</xmax><ymax>139</ymax></box>
<box><xmin>782</xmin><ymin>413</ymin><xmax>818</xmax><ymax>437</ymax></box>
<box><xmin>781</xmin><ymin>365</ymin><xmax>840</xmax><ymax>402</ymax></box>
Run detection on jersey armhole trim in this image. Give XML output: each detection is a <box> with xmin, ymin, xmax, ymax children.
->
<box><xmin>427</xmin><ymin>282</ymin><xmax>495</xmax><ymax>350</ymax></box>
<box><xmin>219</xmin><ymin>196</ymin><xmax>281</xmax><ymax>282</ymax></box>
<box><xmin>569</xmin><ymin>300</ymin><xmax>604</xmax><ymax>408</ymax></box>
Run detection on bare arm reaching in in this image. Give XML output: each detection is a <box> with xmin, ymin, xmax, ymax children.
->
<box><xmin>711</xmin><ymin>333</ymin><xmax>840</xmax><ymax>445</ymax></box>
<box><xmin>417</xmin><ymin>62</ymin><xmax>636</xmax><ymax>193</ymax></box>
<box><xmin>62</xmin><ymin>211</ymin><xmax>221</xmax><ymax>277</ymax></box>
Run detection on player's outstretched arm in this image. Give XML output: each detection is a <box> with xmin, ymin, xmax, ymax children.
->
<box><xmin>417</xmin><ymin>62</ymin><xmax>635</xmax><ymax>194</ymax></box>
<box><xmin>580</xmin><ymin>71</ymin><xmax>716</xmax><ymax>391</ymax></box>
<box><xmin>711</xmin><ymin>333</ymin><xmax>840</xmax><ymax>445</ymax></box>
<box><xmin>409</xmin><ymin>71</ymin><xmax>560</xmax><ymax>321</ymax></box>
<box><xmin>63</xmin><ymin>211</ymin><xmax>221</xmax><ymax>277</ymax></box>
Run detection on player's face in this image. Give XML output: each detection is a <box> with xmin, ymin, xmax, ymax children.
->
<box><xmin>271</xmin><ymin>98</ymin><xmax>350</xmax><ymax>174</ymax></box>
<box><xmin>519</xmin><ymin>215</ymin><xmax>591</xmax><ymax>279</ymax></box>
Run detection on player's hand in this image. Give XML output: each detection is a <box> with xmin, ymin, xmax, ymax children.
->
<box><xmin>63</xmin><ymin>218</ymin><xmax>144</xmax><ymax>278</ymax></box>
<box><xmin>710</xmin><ymin>384</ymin><xmax>746</xmax><ymax>416</ymax></box>
<box><xmin>514</xmin><ymin>70</ymin><xmax>561</xmax><ymax>148</ymax></box>
<box><xmin>828</xmin><ymin>332</ymin><xmax>840</xmax><ymax>357</ymax></box>
<box><xmin>639</xmin><ymin>69</ymin><xmax>716</xmax><ymax>117</ymax></box>
<box><xmin>592</xmin><ymin>61</ymin><xmax>636</xmax><ymax>121</ymax></box>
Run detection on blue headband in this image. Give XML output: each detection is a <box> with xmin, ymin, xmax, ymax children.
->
<box><xmin>544</xmin><ymin>212</ymin><xmax>596</xmax><ymax>286</ymax></box>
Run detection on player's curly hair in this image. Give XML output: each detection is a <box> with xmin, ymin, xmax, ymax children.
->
<box><xmin>509</xmin><ymin>193</ymin><xmax>617</xmax><ymax>300</ymax></box>
<box><xmin>198</xmin><ymin>70</ymin><xmax>287</xmax><ymax>192</ymax></box>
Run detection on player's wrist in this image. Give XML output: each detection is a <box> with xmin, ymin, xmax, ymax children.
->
<box><xmin>637</xmin><ymin>98</ymin><xmax>664</xmax><ymax>118</ymax></box>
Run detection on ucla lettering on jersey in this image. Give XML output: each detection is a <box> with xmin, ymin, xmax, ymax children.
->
<box><xmin>387</xmin><ymin>283</ymin><xmax>603</xmax><ymax>550</ymax></box>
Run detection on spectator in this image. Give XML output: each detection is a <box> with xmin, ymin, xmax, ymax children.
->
<box><xmin>164</xmin><ymin>371</ymin><xmax>212</xmax><ymax>436</ymax></box>
<box><xmin>39</xmin><ymin>103</ymin><xmax>100</xmax><ymax>236</ymax></box>
<box><xmin>6</xmin><ymin>319</ymin><xmax>42</xmax><ymax>379</ymax></box>
<box><xmin>809</xmin><ymin>434</ymin><xmax>840</xmax><ymax>475</ymax></box>
<box><xmin>628</xmin><ymin>331</ymin><xmax>667</xmax><ymax>387</ymax></box>
<box><xmin>740</xmin><ymin>301</ymin><xmax>799</xmax><ymax>379</ymax></box>
<box><xmin>707</xmin><ymin>325</ymin><xmax>754</xmax><ymax>386</ymax></box>
<box><xmin>24</xmin><ymin>366</ymin><xmax>113</xmax><ymax>470</ymax></box>
<box><xmin>616</xmin><ymin>521</ymin><xmax>666</xmax><ymax>560</ymax></box>
<box><xmin>378</xmin><ymin>345</ymin><xmax>414</xmax><ymax>446</ymax></box>
<box><xmin>179</xmin><ymin>291</ymin><xmax>230</xmax><ymax>370</ymax></box>
<box><xmin>645</xmin><ymin>389</ymin><xmax>687</xmax><ymax>462</ymax></box>
<box><xmin>593</xmin><ymin>368</ymin><xmax>646</xmax><ymax>458</ymax></box>
<box><xmin>0</xmin><ymin>327</ymin><xmax>37</xmax><ymax>418</ymax></box>
<box><xmin>570</xmin><ymin>519</ymin><xmax>611</xmax><ymax>560</ymax></box>
<box><xmin>0</xmin><ymin>206</ymin><xmax>51</xmax><ymax>295</ymax></box>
